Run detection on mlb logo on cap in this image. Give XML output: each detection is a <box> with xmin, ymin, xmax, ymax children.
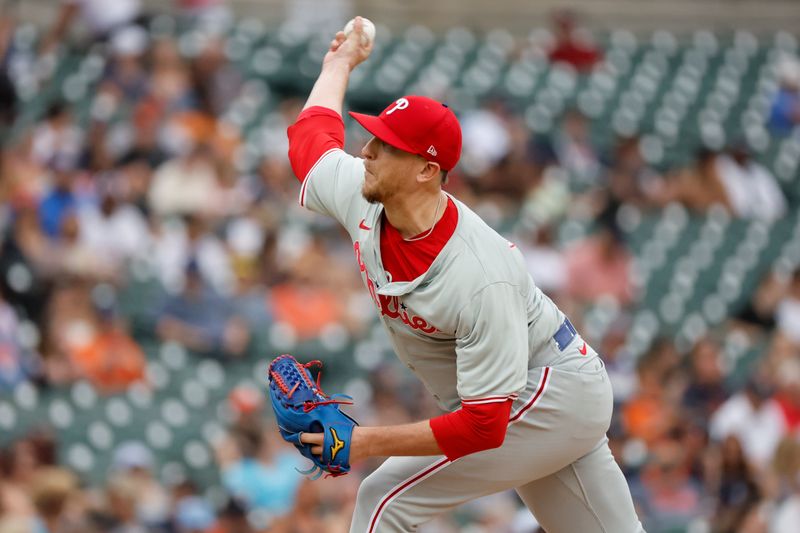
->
<box><xmin>349</xmin><ymin>95</ymin><xmax>462</xmax><ymax>171</ymax></box>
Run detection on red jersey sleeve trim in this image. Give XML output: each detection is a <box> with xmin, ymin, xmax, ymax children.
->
<box><xmin>461</xmin><ymin>394</ymin><xmax>518</xmax><ymax>405</ymax></box>
<box><xmin>429</xmin><ymin>399</ymin><xmax>513</xmax><ymax>461</ymax></box>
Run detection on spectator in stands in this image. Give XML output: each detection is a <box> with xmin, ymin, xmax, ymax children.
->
<box><xmin>774</xmin><ymin>479</ymin><xmax>800</xmax><ymax>533</ymax></box>
<box><xmin>606</xmin><ymin>136</ymin><xmax>664</xmax><ymax>207</ymax></box>
<box><xmin>156</xmin><ymin>260</ymin><xmax>249</xmax><ymax>357</ymax></box>
<box><xmin>710</xmin><ymin>376</ymin><xmax>785</xmax><ymax>468</ymax></box>
<box><xmin>103</xmin><ymin>473</ymin><xmax>148</xmax><ymax>533</ymax></box>
<box><xmin>271</xmin><ymin>237</ymin><xmax>365</xmax><ymax>339</ymax></box>
<box><xmin>459</xmin><ymin>100</ymin><xmax>512</xmax><ymax>180</ymax></box>
<box><xmin>565</xmin><ymin>211</ymin><xmax>635</xmax><ymax>305</ymax></box>
<box><xmin>682</xmin><ymin>337</ymin><xmax>728</xmax><ymax>423</ymax></box>
<box><xmin>0</xmin><ymin>133</ymin><xmax>50</xmax><ymax>208</ymax></box>
<box><xmin>517</xmin><ymin>224</ymin><xmax>567</xmax><ymax>299</ymax></box>
<box><xmin>774</xmin><ymin>357</ymin><xmax>800</xmax><ymax>434</ymax></box>
<box><xmin>660</xmin><ymin>148</ymin><xmax>733</xmax><ymax>212</ymax></box>
<box><xmin>29</xmin><ymin>467</ymin><xmax>87</xmax><ymax>533</ymax></box>
<box><xmin>174</xmin><ymin>496</ymin><xmax>218</xmax><ymax>533</ymax></box>
<box><xmin>0</xmin><ymin>432</ymin><xmax>59</xmax><ymax>527</ymax></box>
<box><xmin>0</xmin><ymin>9</ymin><xmax>16</xmax><ymax>129</ymax></box>
<box><xmin>176</xmin><ymin>0</ymin><xmax>232</xmax><ymax>24</ymax></box>
<box><xmin>155</xmin><ymin>214</ymin><xmax>234</xmax><ymax>295</ymax></box>
<box><xmin>708</xmin><ymin>436</ymin><xmax>762</xmax><ymax>533</ymax></box>
<box><xmin>103</xmin><ymin>26</ymin><xmax>150</xmax><ymax>103</ymax></box>
<box><xmin>0</xmin><ymin>202</ymin><xmax>55</xmax><ymax>329</ymax></box>
<box><xmin>768</xmin><ymin>55</ymin><xmax>800</xmax><ymax>136</ymax></box>
<box><xmin>38</xmin><ymin>157</ymin><xmax>78</xmax><ymax>240</ymax></box>
<box><xmin>716</xmin><ymin>141</ymin><xmax>787</xmax><ymax>221</ymax></box>
<box><xmin>211</xmin><ymin>498</ymin><xmax>251</xmax><ymax>533</ymax></box>
<box><xmin>68</xmin><ymin>300</ymin><xmax>146</xmax><ymax>393</ymax></box>
<box><xmin>42</xmin><ymin>281</ymin><xmax>103</xmax><ymax>384</ymax></box>
<box><xmin>775</xmin><ymin>269</ymin><xmax>800</xmax><ymax>347</ymax></box>
<box><xmin>547</xmin><ymin>10</ymin><xmax>602</xmax><ymax>72</ymax></box>
<box><xmin>148</xmin><ymin>142</ymin><xmax>224</xmax><ymax>218</ymax></box>
<box><xmin>632</xmin><ymin>440</ymin><xmax>703</xmax><ymax>532</ymax></box>
<box><xmin>598</xmin><ymin>316</ymin><xmax>639</xmax><ymax>403</ymax></box>
<box><xmin>31</xmin><ymin>102</ymin><xmax>83</xmax><ymax>169</ymax></box>
<box><xmin>0</xmin><ymin>287</ymin><xmax>41</xmax><ymax>389</ymax></box>
<box><xmin>465</xmin><ymin>100</ymin><xmax>539</xmax><ymax>203</ymax></box>
<box><xmin>623</xmin><ymin>352</ymin><xmax>676</xmax><ymax>445</ymax></box>
<box><xmin>147</xmin><ymin>37</ymin><xmax>197</xmax><ymax>117</ymax></box>
<box><xmin>40</xmin><ymin>0</ymin><xmax>143</xmax><ymax>53</ymax></box>
<box><xmin>533</xmin><ymin>108</ymin><xmax>602</xmax><ymax>186</ymax></box>
<box><xmin>191</xmin><ymin>37</ymin><xmax>243</xmax><ymax>117</ymax></box>
<box><xmin>735</xmin><ymin>270</ymin><xmax>786</xmax><ymax>331</ymax></box>
<box><xmin>109</xmin><ymin>441</ymin><xmax>171</xmax><ymax>530</ymax></box>
<box><xmin>216</xmin><ymin>425</ymin><xmax>304</xmax><ymax>519</ymax></box>
<box><xmin>78</xmin><ymin>183</ymin><xmax>152</xmax><ymax>271</ymax></box>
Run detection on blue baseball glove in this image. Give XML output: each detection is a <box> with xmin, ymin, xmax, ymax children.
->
<box><xmin>267</xmin><ymin>354</ymin><xmax>357</xmax><ymax>479</ymax></box>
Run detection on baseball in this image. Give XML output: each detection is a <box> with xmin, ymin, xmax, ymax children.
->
<box><xmin>343</xmin><ymin>17</ymin><xmax>376</xmax><ymax>46</ymax></box>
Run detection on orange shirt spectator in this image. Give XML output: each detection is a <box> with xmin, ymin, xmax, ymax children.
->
<box><xmin>271</xmin><ymin>283</ymin><xmax>345</xmax><ymax>340</ymax></box>
<box><xmin>70</xmin><ymin>324</ymin><xmax>146</xmax><ymax>392</ymax></box>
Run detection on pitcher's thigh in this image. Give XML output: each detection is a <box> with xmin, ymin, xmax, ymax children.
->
<box><xmin>515</xmin><ymin>438</ymin><xmax>645</xmax><ymax>533</ymax></box>
<box><xmin>350</xmin><ymin>452</ymin><xmax>533</xmax><ymax>533</ymax></box>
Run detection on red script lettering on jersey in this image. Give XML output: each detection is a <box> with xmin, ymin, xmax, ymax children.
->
<box><xmin>353</xmin><ymin>242</ymin><xmax>438</xmax><ymax>333</ymax></box>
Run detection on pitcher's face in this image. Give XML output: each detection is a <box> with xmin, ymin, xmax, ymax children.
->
<box><xmin>360</xmin><ymin>136</ymin><xmax>426</xmax><ymax>204</ymax></box>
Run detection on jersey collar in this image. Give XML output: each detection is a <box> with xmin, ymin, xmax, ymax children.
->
<box><xmin>371</xmin><ymin>193</ymin><xmax>463</xmax><ymax>297</ymax></box>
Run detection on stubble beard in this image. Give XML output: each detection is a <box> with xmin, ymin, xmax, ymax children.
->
<box><xmin>362</xmin><ymin>173</ymin><xmax>388</xmax><ymax>204</ymax></box>
<box><xmin>361</xmin><ymin>181</ymin><xmax>381</xmax><ymax>204</ymax></box>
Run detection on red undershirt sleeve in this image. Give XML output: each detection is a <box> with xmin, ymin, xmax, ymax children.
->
<box><xmin>287</xmin><ymin>106</ymin><xmax>346</xmax><ymax>182</ymax></box>
<box><xmin>429</xmin><ymin>398</ymin><xmax>513</xmax><ymax>461</ymax></box>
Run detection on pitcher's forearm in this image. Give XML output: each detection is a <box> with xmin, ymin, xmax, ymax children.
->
<box><xmin>355</xmin><ymin>421</ymin><xmax>443</xmax><ymax>458</ymax></box>
<box><xmin>302</xmin><ymin>58</ymin><xmax>352</xmax><ymax>114</ymax></box>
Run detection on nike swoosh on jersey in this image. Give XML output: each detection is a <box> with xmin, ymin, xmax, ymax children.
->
<box><xmin>578</xmin><ymin>342</ymin><xmax>587</xmax><ymax>356</ymax></box>
<box><xmin>359</xmin><ymin>219</ymin><xmax>371</xmax><ymax>230</ymax></box>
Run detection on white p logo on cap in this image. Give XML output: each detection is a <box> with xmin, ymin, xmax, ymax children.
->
<box><xmin>386</xmin><ymin>97</ymin><xmax>409</xmax><ymax>115</ymax></box>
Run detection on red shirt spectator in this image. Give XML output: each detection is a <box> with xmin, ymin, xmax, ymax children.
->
<box><xmin>547</xmin><ymin>10</ymin><xmax>601</xmax><ymax>72</ymax></box>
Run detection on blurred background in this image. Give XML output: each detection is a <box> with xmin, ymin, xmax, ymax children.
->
<box><xmin>0</xmin><ymin>0</ymin><xmax>799</xmax><ymax>532</ymax></box>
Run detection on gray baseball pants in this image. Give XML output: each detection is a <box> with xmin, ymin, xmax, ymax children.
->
<box><xmin>349</xmin><ymin>339</ymin><xmax>645</xmax><ymax>533</ymax></box>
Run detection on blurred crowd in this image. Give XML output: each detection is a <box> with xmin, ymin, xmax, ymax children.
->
<box><xmin>1</xmin><ymin>2</ymin><xmax>800</xmax><ymax>533</ymax></box>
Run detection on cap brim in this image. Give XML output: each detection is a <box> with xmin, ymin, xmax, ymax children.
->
<box><xmin>348</xmin><ymin>112</ymin><xmax>417</xmax><ymax>155</ymax></box>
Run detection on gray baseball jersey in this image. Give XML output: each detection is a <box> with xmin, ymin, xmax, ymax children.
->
<box><xmin>300</xmin><ymin>148</ymin><xmax>644</xmax><ymax>533</ymax></box>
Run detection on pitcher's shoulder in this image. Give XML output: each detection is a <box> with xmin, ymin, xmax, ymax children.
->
<box><xmin>434</xmin><ymin>210</ymin><xmax>528</xmax><ymax>294</ymax></box>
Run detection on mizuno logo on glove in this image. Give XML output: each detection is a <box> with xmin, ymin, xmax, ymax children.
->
<box><xmin>330</xmin><ymin>427</ymin><xmax>345</xmax><ymax>461</ymax></box>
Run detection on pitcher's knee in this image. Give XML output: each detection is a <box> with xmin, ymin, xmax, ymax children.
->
<box><xmin>355</xmin><ymin>471</ymin><xmax>388</xmax><ymax>512</ymax></box>
<box><xmin>353</xmin><ymin>474</ymin><xmax>413</xmax><ymax>532</ymax></box>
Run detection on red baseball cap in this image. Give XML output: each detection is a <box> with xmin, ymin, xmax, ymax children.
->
<box><xmin>349</xmin><ymin>95</ymin><xmax>462</xmax><ymax>171</ymax></box>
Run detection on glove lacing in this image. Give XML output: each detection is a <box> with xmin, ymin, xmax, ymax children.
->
<box><xmin>269</xmin><ymin>357</ymin><xmax>354</xmax><ymax>413</ymax></box>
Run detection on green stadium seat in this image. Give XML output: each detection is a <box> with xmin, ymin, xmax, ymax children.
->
<box><xmin>48</xmin><ymin>398</ymin><xmax>75</xmax><ymax>430</ymax></box>
<box><xmin>146</xmin><ymin>361</ymin><xmax>171</xmax><ymax>391</ymax></box>
<box><xmin>146</xmin><ymin>420</ymin><xmax>174</xmax><ymax>450</ymax></box>
<box><xmin>66</xmin><ymin>443</ymin><xmax>96</xmax><ymax>474</ymax></box>
<box><xmin>161</xmin><ymin>398</ymin><xmax>190</xmax><ymax>428</ymax></box>
<box><xmin>87</xmin><ymin>421</ymin><xmax>115</xmax><ymax>451</ymax></box>
<box><xmin>0</xmin><ymin>401</ymin><xmax>17</xmax><ymax>433</ymax></box>
<box><xmin>106</xmin><ymin>397</ymin><xmax>134</xmax><ymax>428</ymax></box>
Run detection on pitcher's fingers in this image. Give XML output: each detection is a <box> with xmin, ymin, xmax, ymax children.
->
<box><xmin>299</xmin><ymin>432</ymin><xmax>323</xmax><ymax>446</ymax></box>
<box><xmin>330</xmin><ymin>32</ymin><xmax>346</xmax><ymax>51</ymax></box>
<box><xmin>311</xmin><ymin>446</ymin><xmax>323</xmax><ymax>455</ymax></box>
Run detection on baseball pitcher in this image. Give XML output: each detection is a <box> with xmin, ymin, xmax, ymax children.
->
<box><xmin>285</xmin><ymin>17</ymin><xmax>644</xmax><ymax>533</ymax></box>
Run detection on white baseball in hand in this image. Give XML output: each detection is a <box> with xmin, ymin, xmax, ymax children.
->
<box><xmin>343</xmin><ymin>17</ymin><xmax>376</xmax><ymax>46</ymax></box>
